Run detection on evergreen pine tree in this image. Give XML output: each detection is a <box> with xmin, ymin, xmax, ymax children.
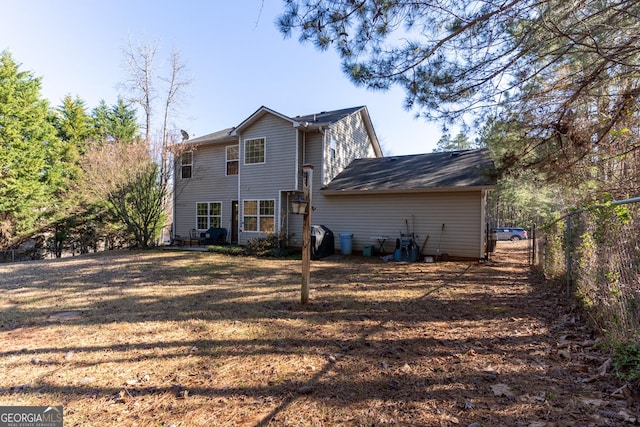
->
<box><xmin>0</xmin><ymin>51</ymin><xmax>65</xmax><ymax>248</ymax></box>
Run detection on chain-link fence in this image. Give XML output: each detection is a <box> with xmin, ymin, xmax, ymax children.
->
<box><xmin>0</xmin><ymin>248</ymin><xmax>44</xmax><ymax>263</ymax></box>
<box><xmin>540</xmin><ymin>197</ymin><xmax>640</xmax><ymax>343</ymax></box>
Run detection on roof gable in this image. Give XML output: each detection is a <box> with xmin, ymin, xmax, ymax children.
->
<box><xmin>231</xmin><ymin>106</ymin><xmax>294</xmax><ymax>135</ymax></box>
<box><xmin>322</xmin><ymin>149</ymin><xmax>497</xmax><ymax>194</ymax></box>
<box><xmin>179</xmin><ymin>105</ymin><xmax>381</xmax><ymax>155</ymax></box>
<box><xmin>293</xmin><ymin>106</ymin><xmax>381</xmax><ymax>157</ymax></box>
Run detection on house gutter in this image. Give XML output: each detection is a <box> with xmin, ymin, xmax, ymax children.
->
<box><xmin>320</xmin><ymin>185</ymin><xmax>496</xmax><ymax>196</ymax></box>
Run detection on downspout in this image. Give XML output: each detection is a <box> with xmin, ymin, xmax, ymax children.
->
<box><xmin>237</xmin><ymin>133</ymin><xmax>242</xmax><ymax>239</ymax></box>
<box><xmin>285</xmin><ymin>191</ymin><xmax>289</xmax><ymax>245</ymax></box>
<box><xmin>295</xmin><ymin>129</ymin><xmax>300</xmax><ymax>188</ymax></box>
<box><xmin>480</xmin><ymin>189</ymin><xmax>488</xmax><ymax>259</ymax></box>
<box><xmin>172</xmin><ymin>157</ymin><xmax>177</xmax><ymax>240</ymax></box>
<box><xmin>277</xmin><ymin>191</ymin><xmax>282</xmax><ymax>236</ymax></box>
<box><xmin>302</xmin><ymin>131</ymin><xmax>306</xmax><ymax>164</ymax></box>
<box><xmin>319</xmin><ymin>126</ymin><xmax>326</xmax><ymax>187</ymax></box>
<box><xmin>289</xmin><ymin>130</ymin><xmax>300</xmax><ymax>243</ymax></box>
<box><xmin>293</xmin><ymin>121</ymin><xmax>309</xmax><ymax>176</ymax></box>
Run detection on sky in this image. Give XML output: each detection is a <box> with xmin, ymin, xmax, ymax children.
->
<box><xmin>1</xmin><ymin>1</ymin><xmax>442</xmax><ymax>155</ymax></box>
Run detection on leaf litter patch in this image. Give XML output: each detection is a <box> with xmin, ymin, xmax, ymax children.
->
<box><xmin>47</xmin><ymin>311</ymin><xmax>83</xmax><ymax>321</ymax></box>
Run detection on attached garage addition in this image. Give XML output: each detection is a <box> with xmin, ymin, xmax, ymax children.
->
<box><xmin>315</xmin><ymin>150</ymin><xmax>496</xmax><ymax>259</ymax></box>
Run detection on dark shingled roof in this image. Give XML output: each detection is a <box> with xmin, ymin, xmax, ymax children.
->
<box><xmin>293</xmin><ymin>106</ymin><xmax>365</xmax><ymax>126</ymax></box>
<box><xmin>322</xmin><ymin>148</ymin><xmax>496</xmax><ymax>194</ymax></box>
<box><xmin>182</xmin><ymin>127</ymin><xmax>236</xmax><ymax>145</ymax></box>
<box><xmin>182</xmin><ymin>106</ymin><xmax>371</xmax><ymax>146</ymax></box>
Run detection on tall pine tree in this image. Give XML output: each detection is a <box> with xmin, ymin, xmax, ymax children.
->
<box><xmin>91</xmin><ymin>97</ymin><xmax>138</xmax><ymax>144</ymax></box>
<box><xmin>0</xmin><ymin>51</ymin><xmax>65</xmax><ymax>248</ymax></box>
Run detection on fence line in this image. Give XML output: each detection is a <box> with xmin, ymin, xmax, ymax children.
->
<box><xmin>540</xmin><ymin>196</ymin><xmax>640</xmax><ymax>343</ymax></box>
<box><xmin>0</xmin><ymin>249</ymin><xmax>43</xmax><ymax>263</ymax></box>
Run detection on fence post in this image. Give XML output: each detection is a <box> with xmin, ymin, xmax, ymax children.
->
<box><xmin>565</xmin><ymin>214</ymin><xmax>572</xmax><ymax>295</ymax></box>
<box><xmin>532</xmin><ymin>223</ymin><xmax>536</xmax><ymax>265</ymax></box>
<box><xmin>485</xmin><ymin>222</ymin><xmax>490</xmax><ymax>260</ymax></box>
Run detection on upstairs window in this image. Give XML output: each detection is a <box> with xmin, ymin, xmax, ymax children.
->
<box><xmin>226</xmin><ymin>145</ymin><xmax>239</xmax><ymax>175</ymax></box>
<box><xmin>245</xmin><ymin>137</ymin><xmax>265</xmax><ymax>164</ymax></box>
<box><xmin>181</xmin><ymin>151</ymin><xmax>193</xmax><ymax>179</ymax></box>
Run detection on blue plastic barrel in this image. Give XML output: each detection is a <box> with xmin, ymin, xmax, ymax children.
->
<box><xmin>339</xmin><ymin>233</ymin><xmax>353</xmax><ymax>255</ymax></box>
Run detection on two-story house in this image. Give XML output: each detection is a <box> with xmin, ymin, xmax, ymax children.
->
<box><xmin>173</xmin><ymin>105</ymin><xmax>496</xmax><ymax>260</ymax></box>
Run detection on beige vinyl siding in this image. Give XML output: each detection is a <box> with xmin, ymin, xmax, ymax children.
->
<box><xmin>282</xmin><ymin>191</ymin><xmax>303</xmax><ymax>245</ymax></box>
<box><xmin>312</xmin><ymin>191</ymin><xmax>485</xmax><ymax>259</ymax></box>
<box><xmin>297</xmin><ymin>109</ymin><xmax>382</xmax><ymax>248</ymax></box>
<box><xmin>293</xmin><ymin>109</ymin><xmax>383</xmax><ymax>249</ymax></box>
<box><xmin>173</xmin><ymin>142</ymin><xmax>239</xmax><ymax>240</ymax></box>
<box><xmin>323</xmin><ymin>111</ymin><xmax>378</xmax><ymax>185</ymax></box>
<box><xmin>286</xmin><ymin>129</ymin><xmax>324</xmax><ymax>247</ymax></box>
<box><xmin>284</xmin><ymin>129</ymin><xmax>322</xmax><ymax>247</ymax></box>
<box><xmin>238</xmin><ymin>114</ymin><xmax>298</xmax><ymax>244</ymax></box>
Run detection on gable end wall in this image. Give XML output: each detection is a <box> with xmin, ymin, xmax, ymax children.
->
<box><xmin>323</xmin><ymin>111</ymin><xmax>377</xmax><ymax>185</ymax></box>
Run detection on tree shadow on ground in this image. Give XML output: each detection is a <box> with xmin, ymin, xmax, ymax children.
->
<box><xmin>0</xmin><ymin>243</ymin><xmax>622</xmax><ymax>426</ymax></box>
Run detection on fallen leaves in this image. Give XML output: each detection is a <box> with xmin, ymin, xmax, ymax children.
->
<box><xmin>491</xmin><ymin>383</ymin><xmax>515</xmax><ymax>398</ymax></box>
<box><xmin>0</xmin><ymin>243</ymin><xmax>636</xmax><ymax>426</ymax></box>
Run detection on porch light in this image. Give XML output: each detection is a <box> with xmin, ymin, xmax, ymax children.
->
<box><xmin>290</xmin><ymin>194</ymin><xmax>308</xmax><ymax>215</ymax></box>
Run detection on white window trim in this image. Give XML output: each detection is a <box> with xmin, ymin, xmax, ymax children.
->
<box><xmin>330</xmin><ymin>137</ymin><xmax>337</xmax><ymax>160</ymax></box>
<box><xmin>196</xmin><ymin>201</ymin><xmax>223</xmax><ymax>231</ymax></box>
<box><xmin>225</xmin><ymin>145</ymin><xmax>239</xmax><ymax>176</ymax></box>
<box><xmin>181</xmin><ymin>151</ymin><xmax>193</xmax><ymax>179</ymax></box>
<box><xmin>244</xmin><ymin>137</ymin><xmax>266</xmax><ymax>165</ymax></box>
<box><xmin>242</xmin><ymin>199</ymin><xmax>275</xmax><ymax>233</ymax></box>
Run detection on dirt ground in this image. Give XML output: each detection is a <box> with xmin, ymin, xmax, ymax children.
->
<box><xmin>0</xmin><ymin>241</ymin><xmax>637</xmax><ymax>426</ymax></box>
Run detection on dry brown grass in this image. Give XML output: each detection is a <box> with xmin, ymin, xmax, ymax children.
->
<box><xmin>0</xmin><ymin>242</ymin><xmax>631</xmax><ymax>426</ymax></box>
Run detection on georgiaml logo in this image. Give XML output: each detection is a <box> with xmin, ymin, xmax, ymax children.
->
<box><xmin>0</xmin><ymin>406</ymin><xmax>63</xmax><ymax>426</ymax></box>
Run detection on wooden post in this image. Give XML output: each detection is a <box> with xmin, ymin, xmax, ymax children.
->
<box><xmin>301</xmin><ymin>164</ymin><xmax>314</xmax><ymax>305</ymax></box>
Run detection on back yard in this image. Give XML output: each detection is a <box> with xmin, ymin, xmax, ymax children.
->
<box><xmin>0</xmin><ymin>242</ymin><xmax>636</xmax><ymax>426</ymax></box>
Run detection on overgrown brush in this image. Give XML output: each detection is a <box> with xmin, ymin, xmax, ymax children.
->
<box><xmin>542</xmin><ymin>201</ymin><xmax>640</xmax><ymax>370</ymax></box>
<box><xmin>207</xmin><ymin>233</ymin><xmax>300</xmax><ymax>259</ymax></box>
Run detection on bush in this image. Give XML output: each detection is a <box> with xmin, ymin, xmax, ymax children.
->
<box><xmin>612</xmin><ymin>340</ymin><xmax>640</xmax><ymax>382</ymax></box>
<box><xmin>205</xmin><ymin>233</ymin><xmax>300</xmax><ymax>259</ymax></box>
<box><xmin>206</xmin><ymin>245</ymin><xmax>247</xmax><ymax>256</ymax></box>
<box><xmin>245</xmin><ymin>233</ymin><xmax>300</xmax><ymax>258</ymax></box>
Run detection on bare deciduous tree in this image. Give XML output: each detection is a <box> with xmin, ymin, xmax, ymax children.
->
<box><xmin>120</xmin><ymin>38</ymin><xmax>192</xmax><ymax>242</ymax></box>
<box><xmin>159</xmin><ymin>49</ymin><xmax>191</xmax><ymax>187</ymax></box>
<box><xmin>121</xmin><ymin>37</ymin><xmax>156</xmax><ymax>146</ymax></box>
<box><xmin>80</xmin><ymin>140</ymin><xmax>166</xmax><ymax>248</ymax></box>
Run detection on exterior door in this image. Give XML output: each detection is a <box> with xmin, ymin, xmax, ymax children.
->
<box><xmin>231</xmin><ymin>201</ymin><xmax>238</xmax><ymax>244</ymax></box>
